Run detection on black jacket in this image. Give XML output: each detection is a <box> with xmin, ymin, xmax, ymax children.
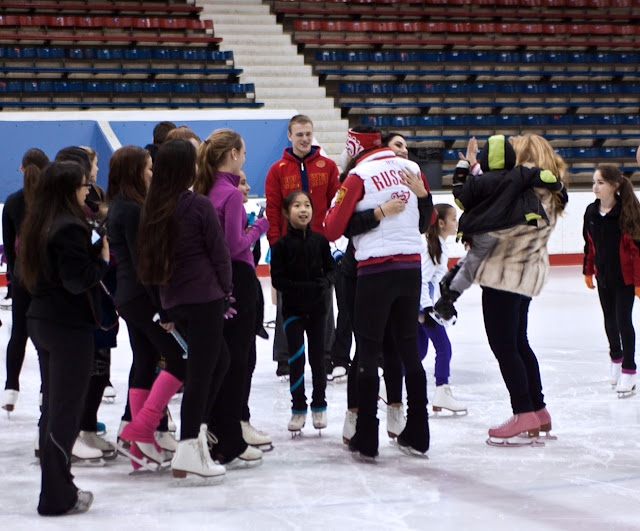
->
<box><xmin>453</xmin><ymin>135</ymin><xmax>564</xmax><ymax>238</ymax></box>
<box><xmin>2</xmin><ymin>188</ymin><xmax>25</xmax><ymax>278</ymax></box>
<box><xmin>27</xmin><ymin>214</ymin><xmax>108</xmax><ymax>329</ymax></box>
<box><xmin>270</xmin><ymin>223</ymin><xmax>336</xmax><ymax>315</ymax></box>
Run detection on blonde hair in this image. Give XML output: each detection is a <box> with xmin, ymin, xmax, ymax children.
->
<box><xmin>288</xmin><ymin>114</ymin><xmax>313</xmax><ymax>133</ymax></box>
<box><xmin>165</xmin><ymin>126</ymin><xmax>201</xmax><ymax>144</ymax></box>
<box><xmin>80</xmin><ymin>145</ymin><xmax>97</xmax><ymax>163</ymax></box>
<box><xmin>510</xmin><ymin>134</ymin><xmax>568</xmax><ymax>213</ymax></box>
<box><xmin>194</xmin><ymin>128</ymin><xmax>243</xmax><ymax>196</ymax></box>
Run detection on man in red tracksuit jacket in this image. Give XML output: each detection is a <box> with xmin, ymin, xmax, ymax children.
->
<box><xmin>265</xmin><ymin>115</ymin><xmax>340</xmax><ymax>378</ymax></box>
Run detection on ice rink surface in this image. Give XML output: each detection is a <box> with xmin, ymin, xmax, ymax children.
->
<box><xmin>2</xmin><ymin>265</ymin><xmax>640</xmax><ymax>531</ymax></box>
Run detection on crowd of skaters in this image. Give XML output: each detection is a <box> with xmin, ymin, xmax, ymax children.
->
<box><xmin>2</xmin><ymin>115</ymin><xmax>640</xmax><ymax>516</ymax></box>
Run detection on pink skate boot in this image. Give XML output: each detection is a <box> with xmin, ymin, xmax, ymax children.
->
<box><xmin>486</xmin><ymin>412</ymin><xmax>542</xmax><ymax>447</ymax></box>
<box><xmin>533</xmin><ymin>407</ymin><xmax>557</xmax><ymax>441</ymax></box>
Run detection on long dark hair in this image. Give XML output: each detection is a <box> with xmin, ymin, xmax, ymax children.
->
<box><xmin>597</xmin><ymin>164</ymin><xmax>640</xmax><ymax>240</ymax></box>
<box><xmin>137</xmin><ymin>139</ymin><xmax>196</xmax><ymax>285</ymax></box>
<box><xmin>55</xmin><ymin>146</ymin><xmax>91</xmax><ymax>179</ymax></box>
<box><xmin>426</xmin><ymin>204</ymin><xmax>454</xmax><ymax>265</ymax></box>
<box><xmin>106</xmin><ymin>145</ymin><xmax>150</xmax><ymax>205</ymax></box>
<box><xmin>21</xmin><ymin>148</ymin><xmax>49</xmax><ymax>208</ymax></box>
<box><xmin>194</xmin><ymin>128</ymin><xmax>243</xmax><ymax>196</ymax></box>
<box><xmin>18</xmin><ymin>161</ymin><xmax>87</xmax><ymax>292</ymax></box>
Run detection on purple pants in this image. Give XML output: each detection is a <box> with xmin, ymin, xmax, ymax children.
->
<box><xmin>417</xmin><ymin>322</ymin><xmax>451</xmax><ymax>386</ymax></box>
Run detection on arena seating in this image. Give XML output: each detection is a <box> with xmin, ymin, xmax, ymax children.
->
<box><xmin>265</xmin><ymin>0</ymin><xmax>640</xmax><ymax>184</ymax></box>
<box><xmin>0</xmin><ymin>2</ymin><xmax>262</xmax><ymax>110</ymax></box>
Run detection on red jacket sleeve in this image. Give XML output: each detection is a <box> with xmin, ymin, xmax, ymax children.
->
<box><xmin>265</xmin><ymin>162</ymin><xmax>284</xmax><ymax>247</ymax></box>
<box><xmin>323</xmin><ymin>174</ymin><xmax>364</xmax><ymax>242</ymax></box>
<box><xmin>620</xmin><ymin>232</ymin><xmax>640</xmax><ymax>286</ymax></box>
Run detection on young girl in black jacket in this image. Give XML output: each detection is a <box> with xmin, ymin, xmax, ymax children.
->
<box><xmin>19</xmin><ymin>160</ymin><xmax>109</xmax><ymax>516</ymax></box>
<box><xmin>270</xmin><ymin>190</ymin><xmax>335</xmax><ymax>434</ymax></box>
<box><xmin>583</xmin><ymin>165</ymin><xmax>640</xmax><ymax>396</ymax></box>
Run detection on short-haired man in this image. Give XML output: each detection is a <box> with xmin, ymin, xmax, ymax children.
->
<box><xmin>265</xmin><ymin>115</ymin><xmax>341</xmax><ymax>379</ymax></box>
<box><xmin>144</xmin><ymin>121</ymin><xmax>177</xmax><ymax>162</ymax></box>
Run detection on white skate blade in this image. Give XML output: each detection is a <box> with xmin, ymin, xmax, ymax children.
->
<box><xmin>279</xmin><ymin>375</ymin><xmax>290</xmax><ymax>383</ymax></box>
<box><xmin>224</xmin><ymin>457</ymin><xmax>263</xmax><ymax>470</ymax></box>
<box><xmin>116</xmin><ymin>443</ymin><xmax>163</xmax><ymax>472</ymax></box>
<box><xmin>171</xmin><ymin>470</ymin><xmax>225</xmax><ymax>487</ymax></box>
<box><xmin>249</xmin><ymin>442</ymin><xmax>274</xmax><ymax>452</ymax></box>
<box><xmin>289</xmin><ymin>430</ymin><xmax>303</xmax><ymax>439</ymax></box>
<box><xmin>397</xmin><ymin>443</ymin><xmax>429</xmax><ymax>459</ymax></box>
<box><xmin>350</xmin><ymin>451</ymin><xmax>377</xmax><ymax>464</ymax></box>
<box><xmin>128</xmin><ymin>465</ymin><xmax>171</xmax><ymax>476</ymax></box>
<box><xmin>71</xmin><ymin>456</ymin><xmax>106</xmax><ymax>467</ymax></box>
<box><xmin>102</xmin><ymin>397</ymin><xmax>115</xmax><ymax>404</ymax></box>
<box><xmin>617</xmin><ymin>390</ymin><xmax>636</xmax><ymax>399</ymax></box>
<box><xmin>431</xmin><ymin>406</ymin><xmax>468</xmax><ymax>417</ymax></box>
<box><xmin>486</xmin><ymin>436</ymin><xmax>545</xmax><ymax>447</ymax></box>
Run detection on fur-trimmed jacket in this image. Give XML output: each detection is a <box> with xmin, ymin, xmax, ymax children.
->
<box><xmin>474</xmin><ymin>187</ymin><xmax>566</xmax><ymax>298</ymax></box>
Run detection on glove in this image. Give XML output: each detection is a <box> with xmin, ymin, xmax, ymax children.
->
<box><xmin>584</xmin><ymin>275</ymin><xmax>594</xmax><ymax>290</ymax></box>
<box><xmin>434</xmin><ymin>295</ymin><xmax>458</xmax><ymax>321</ymax></box>
<box><xmin>635</xmin><ymin>286</ymin><xmax>640</xmax><ymax>299</ymax></box>
<box><xmin>422</xmin><ymin>307</ymin><xmax>437</xmax><ymax>328</ymax></box>
<box><xmin>223</xmin><ymin>296</ymin><xmax>237</xmax><ymax>320</ymax></box>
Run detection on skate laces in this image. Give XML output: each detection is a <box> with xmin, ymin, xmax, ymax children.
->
<box><xmin>204</xmin><ymin>429</ymin><xmax>218</xmax><ymax>450</ymax></box>
<box><xmin>494</xmin><ymin>415</ymin><xmax>517</xmax><ymax>430</ymax></box>
<box><xmin>246</xmin><ymin>423</ymin><xmax>268</xmax><ymax>437</ymax></box>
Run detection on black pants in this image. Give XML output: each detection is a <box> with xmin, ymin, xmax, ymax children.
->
<box><xmin>330</xmin><ymin>268</ymin><xmax>353</xmax><ymax>369</ymax></box>
<box><xmin>207</xmin><ymin>261</ymin><xmax>257</xmax><ymax>462</ymax></box>
<box><xmin>167</xmin><ymin>299</ymin><xmax>226</xmax><ymax>440</ymax></box>
<box><xmin>597</xmin><ymin>283</ymin><xmax>636</xmax><ymax>371</ymax></box>
<box><xmin>120</xmin><ymin>294</ymin><xmax>186</xmax><ymax>389</ymax></box>
<box><xmin>4</xmin><ymin>278</ymin><xmax>30</xmax><ymax>391</ymax></box>
<box><xmin>79</xmin><ymin>348</ymin><xmax>110</xmax><ymax>431</ymax></box>
<box><xmin>285</xmin><ymin>305</ymin><xmax>328</xmax><ymax>412</ymax></box>
<box><xmin>344</xmin><ymin>273</ymin><xmax>405</xmax><ymax>410</ymax></box>
<box><xmin>29</xmin><ymin>319</ymin><xmax>93</xmax><ymax>516</ymax></box>
<box><xmin>482</xmin><ymin>287</ymin><xmax>545</xmax><ymax>414</ymax></box>
<box><xmin>353</xmin><ymin>268</ymin><xmax>425</xmax><ymax>441</ymax></box>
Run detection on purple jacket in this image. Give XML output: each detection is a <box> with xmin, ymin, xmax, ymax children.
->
<box><xmin>207</xmin><ymin>171</ymin><xmax>268</xmax><ymax>269</ymax></box>
<box><xmin>160</xmin><ymin>190</ymin><xmax>232</xmax><ymax>310</ymax></box>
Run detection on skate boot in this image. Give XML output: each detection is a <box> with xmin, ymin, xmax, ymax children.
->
<box><xmin>349</xmin><ymin>417</ymin><xmax>379</xmax><ymax>462</ymax></box>
<box><xmin>241</xmin><ymin>420</ymin><xmax>273</xmax><ymax>452</ymax></box>
<box><xmin>102</xmin><ymin>385</ymin><xmax>116</xmax><ymax>404</ymax></box>
<box><xmin>342</xmin><ymin>409</ymin><xmax>357</xmax><ymax>444</ymax></box>
<box><xmin>610</xmin><ymin>360</ymin><xmax>623</xmax><ymax>387</ymax></box>
<box><xmin>396</xmin><ymin>411</ymin><xmax>429</xmax><ymax>458</ymax></box>
<box><xmin>312</xmin><ymin>409</ymin><xmax>328</xmax><ymax>434</ymax></box>
<box><xmin>78</xmin><ymin>430</ymin><xmax>117</xmax><ymax>460</ymax></box>
<box><xmin>328</xmin><ymin>366</ymin><xmax>347</xmax><ymax>383</ymax></box>
<box><xmin>533</xmin><ymin>407</ymin><xmax>557</xmax><ymax>441</ymax></box>
<box><xmin>171</xmin><ymin>425</ymin><xmax>226</xmax><ymax>486</ymax></box>
<box><xmin>66</xmin><ymin>490</ymin><xmax>93</xmax><ymax>515</ymax></box>
<box><xmin>616</xmin><ymin>372</ymin><xmax>637</xmax><ymax>398</ymax></box>
<box><xmin>386</xmin><ymin>404</ymin><xmax>406</xmax><ymax>439</ymax></box>
<box><xmin>2</xmin><ymin>389</ymin><xmax>18</xmax><ymax>416</ymax></box>
<box><xmin>221</xmin><ymin>445</ymin><xmax>263</xmax><ymax>470</ymax></box>
<box><xmin>432</xmin><ymin>385</ymin><xmax>467</xmax><ymax>416</ymax></box>
<box><xmin>487</xmin><ymin>412</ymin><xmax>542</xmax><ymax>447</ymax></box>
<box><xmin>155</xmin><ymin>430</ymin><xmax>179</xmax><ymax>453</ymax></box>
<box><xmin>288</xmin><ymin>412</ymin><xmax>306</xmax><ymax>437</ymax></box>
<box><xmin>72</xmin><ymin>436</ymin><xmax>105</xmax><ymax>466</ymax></box>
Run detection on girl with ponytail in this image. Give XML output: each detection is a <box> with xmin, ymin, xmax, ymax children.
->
<box><xmin>2</xmin><ymin>148</ymin><xmax>49</xmax><ymax>413</ymax></box>
<box><xmin>583</xmin><ymin>165</ymin><xmax>640</xmax><ymax>396</ymax></box>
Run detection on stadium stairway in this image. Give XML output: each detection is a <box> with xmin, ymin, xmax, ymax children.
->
<box><xmin>196</xmin><ymin>0</ymin><xmax>348</xmax><ymax>161</ymax></box>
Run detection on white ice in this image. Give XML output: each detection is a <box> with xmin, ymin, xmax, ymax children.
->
<box><xmin>2</xmin><ymin>266</ymin><xmax>640</xmax><ymax>531</ymax></box>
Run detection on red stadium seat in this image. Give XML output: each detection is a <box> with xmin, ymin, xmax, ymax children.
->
<box><xmin>520</xmin><ymin>0</ymin><xmax>543</xmax><ymax>6</ymax></box>
<box><xmin>133</xmin><ymin>18</ymin><xmax>160</xmax><ymax>29</ymax></box>
<box><xmin>348</xmin><ymin>21</ymin><xmax>373</xmax><ymax>32</ymax></box>
<box><xmin>422</xmin><ymin>22</ymin><xmax>448</xmax><ymax>33</ymax></box>
<box><xmin>371</xmin><ymin>21</ymin><xmax>398</xmax><ymax>32</ymax></box>
<box><xmin>566</xmin><ymin>0</ymin><xmax>588</xmax><ymax>6</ymax></box>
<box><xmin>611</xmin><ymin>0</ymin><xmax>631</xmax><ymax>6</ymax></box>
<box><xmin>76</xmin><ymin>17</ymin><xmax>96</xmax><ymax>28</ymax></box>
<box><xmin>566</xmin><ymin>23</ymin><xmax>590</xmax><ymax>34</ymax></box>
<box><xmin>612</xmin><ymin>25</ymin><xmax>634</xmax><ymax>35</ymax></box>
<box><xmin>47</xmin><ymin>16</ymin><xmax>75</xmax><ymax>28</ymax></box>
<box><xmin>543</xmin><ymin>23</ymin><xmax>567</xmax><ymax>33</ymax></box>
<box><xmin>587</xmin><ymin>0</ymin><xmax>610</xmax><ymax>6</ymax></box>
<box><xmin>397</xmin><ymin>22</ymin><xmax>421</xmax><ymax>32</ymax></box>
<box><xmin>104</xmin><ymin>17</ymin><xmax>133</xmax><ymax>29</ymax></box>
<box><xmin>520</xmin><ymin>23</ymin><xmax>543</xmax><ymax>33</ymax></box>
<box><xmin>472</xmin><ymin>23</ymin><xmax>496</xmax><ymax>33</ymax></box>
<box><xmin>187</xmin><ymin>20</ymin><xmax>204</xmax><ymax>30</ymax></box>
<box><xmin>448</xmin><ymin>22</ymin><xmax>472</xmax><ymax>33</ymax></box>
<box><xmin>159</xmin><ymin>18</ymin><xmax>188</xmax><ymax>30</ymax></box>
<box><xmin>0</xmin><ymin>16</ymin><xmax>18</xmax><ymax>27</ymax></box>
<box><xmin>591</xmin><ymin>24</ymin><xmax>612</xmax><ymax>34</ymax></box>
<box><xmin>322</xmin><ymin>21</ymin><xmax>347</xmax><ymax>31</ymax></box>
<box><xmin>294</xmin><ymin>20</ymin><xmax>322</xmax><ymax>31</ymax></box>
<box><xmin>496</xmin><ymin>23</ymin><xmax>520</xmax><ymax>33</ymax></box>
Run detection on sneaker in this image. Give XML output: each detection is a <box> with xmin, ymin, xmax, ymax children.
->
<box><xmin>66</xmin><ymin>490</ymin><xmax>93</xmax><ymax>515</ymax></box>
<box><xmin>312</xmin><ymin>409</ymin><xmax>328</xmax><ymax>429</ymax></box>
<box><xmin>386</xmin><ymin>404</ymin><xmax>406</xmax><ymax>439</ymax></box>
<box><xmin>342</xmin><ymin>410</ymin><xmax>357</xmax><ymax>444</ymax></box>
<box><xmin>288</xmin><ymin>412</ymin><xmax>306</xmax><ymax>432</ymax></box>
<box><xmin>610</xmin><ymin>360</ymin><xmax>623</xmax><ymax>386</ymax></box>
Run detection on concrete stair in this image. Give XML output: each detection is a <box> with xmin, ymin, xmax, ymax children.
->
<box><xmin>196</xmin><ymin>0</ymin><xmax>348</xmax><ymax>161</ymax></box>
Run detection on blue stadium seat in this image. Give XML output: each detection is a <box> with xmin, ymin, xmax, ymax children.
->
<box><xmin>471</xmin><ymin>51</ymin><xmax>499</xmax><ymax>62</ymax></box>
<box><xmin>498</xmin><ymin>52</ymin><xmax>520</xmax><ymax>63</ymax></box>
<box><xmin>619</xmin><ymin>53</ymin><xmax>640</xmax><ymax>63</ymax></box>
<box><xmin>66</xmin><ymin>48</ymin><xmax>93</xmax><ymax>60</ymax></box>
<box><xmin>371</xmin><ymin>83</ymin><xmax>393</xmax><ymax>94</ymax></box>
<box><xmin>549</xmin><ymin>115</ymin><xmax>572</xmax><ymax>126</ymax></box>
<box><xmin>444</xmin><ymin>115</ymin><xmax>470</xmax><ymax>126</ymax></box>
<box><xmin>171</xmin><ymin>82</ymin><xmax>199</xmax><ymax>94</ymax></box>
<box><xmin>620</xmin><ymin>85</ymin><xmax>640</xmax><ymax>94</ymax></box>
<box><xmin>230</xmin><ymin>84</ymin><xmax>254</xmax><ymax>94</ymax></box>
<box><xmin>472</xmin><ymin>115</ymin><xmax>497</xmax><ymax>126</ymax></box>
<box><xmin>123</xmin><ymin>49</ymin><xmax>152</xmax><ymax>60</ymax></box>
<box><xmin>548</xmin><ymin>84</ymin><xmax>572</xmax><ymax>94</ymax></box>
<box><xmin>447</xmin><ymin>51</ymin><xmax>471</xmax><ymax>62</ymax></box>
<box><xmin>143</xmin><ymin>82</ymin><xmax>172</xmax><ymax>93</ymax></box>
<box><xmin>470</xmin><ymin>83</ymin><xmax>498</xmax><ymax>94</ymax></box>
<box><xmin>338</xmin><ymin>83</ymin><xmax>355</xmax><ymax>94</ymax></box>
<box><xmin>546</xmin><ymin>52</ymin><xmax>570</xmax><ymax>63</ymax></box>
<box><xmin>420</xmin><ymin>52</ymin><xmax>444</xmax><ymax>62</ymax></box>
<box><xmin>0</xmin><ymin>81</ymin><xmax>23</xmax><ymax>92</ymax></box>
<box><xmin>497</xmin><ymin>115</ymin><xmax>521</xmax><ymax>126</ymax></box>
<box><xmin>418</xmin><ymin>116</ymin><xmax>444</xmax><ymax>127</ymax></box>
<box><xmin>115</xmin><ymin>82</ymin><xmax>144</xmax><ymax>93</ymax></box>
<box><xmin>622</xmin><ymin>116</ymin><xmax>640</xmax><ymax>125</ymax></box>
<box><xmin>443</xmin><ymin>150</ymin><xmax>458</xmax><ymax>160</ymax></box>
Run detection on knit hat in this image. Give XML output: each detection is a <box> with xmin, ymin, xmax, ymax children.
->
<box><xmin>345</xmin><ymin>129</ymin><xmax>382</xmax><ymax>159</ymax></box>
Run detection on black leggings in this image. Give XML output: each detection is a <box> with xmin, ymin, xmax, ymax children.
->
<box><xmin>4</xmin><ymin>278</ymin><xmax>30</xmax><ymax>391</ymax></box>
<box><xmin>29</xmin><ymin>319</ymin><xmax>93</xmax><ymax>516</ymax></box>
<box><xmin>167</xmin><ymin>299</ymin><xmax>226</xmax><ymax>440</ymax></box>
<box><xmin>597</xmin><ymin>283</ymin><xmax>636</xmax><ymax>371</ymax></box>
<box><xmin>120</xmin><ymin>294</ymin><xmax>186</xmax><ymax>389</ymax></box>
<box><xmin>482</xmin><ymin>287</ymin><xmax>545</xmax><ymax>414</ymax></box>
<box><xmin>207</xmin><ymin>261</ymin><xmax>257</xmax><ymax>461</ymax></box>
<box><xmin>353</xmin><ymin>268</ymin><xmax>424</xmax><ymax>424</ymax></box>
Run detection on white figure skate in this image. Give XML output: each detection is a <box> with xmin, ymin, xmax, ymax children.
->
<box><xmin>616</xmin><ymin>372</ymin><xmax>637</xmax><ymax>399</ymax></box>
<box><xmin>342</xmin><ymin>410</ymin><xmax>357</xmax><ymax>444</ymax></box>
<box><xmin>312</xmin><ymin>410</ymin><xmax>328</xmax><ymax>435</ymax></box>
<box><xmin>288</xmin><ymin>412</ymin><xmax>306</xmax><ymax>438</ymax></box>
<box><xmin>432</xmin><ymin>385</ymin><xmax>467</xmax><ymax>416</ymax></box>
<box><xmin>2</xmin><ymin>389</ymin><xmax>18</xmax><ymax>417</ymax></box>
<box><xmin>610</xmin><ymin>361</ymin><xmax>622</xmax><ymax>387</ymax></box>
<box><xmin>241</xmin><ymin>420</ymin><xmax>273</xmax><ymax>452</ymax></box>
